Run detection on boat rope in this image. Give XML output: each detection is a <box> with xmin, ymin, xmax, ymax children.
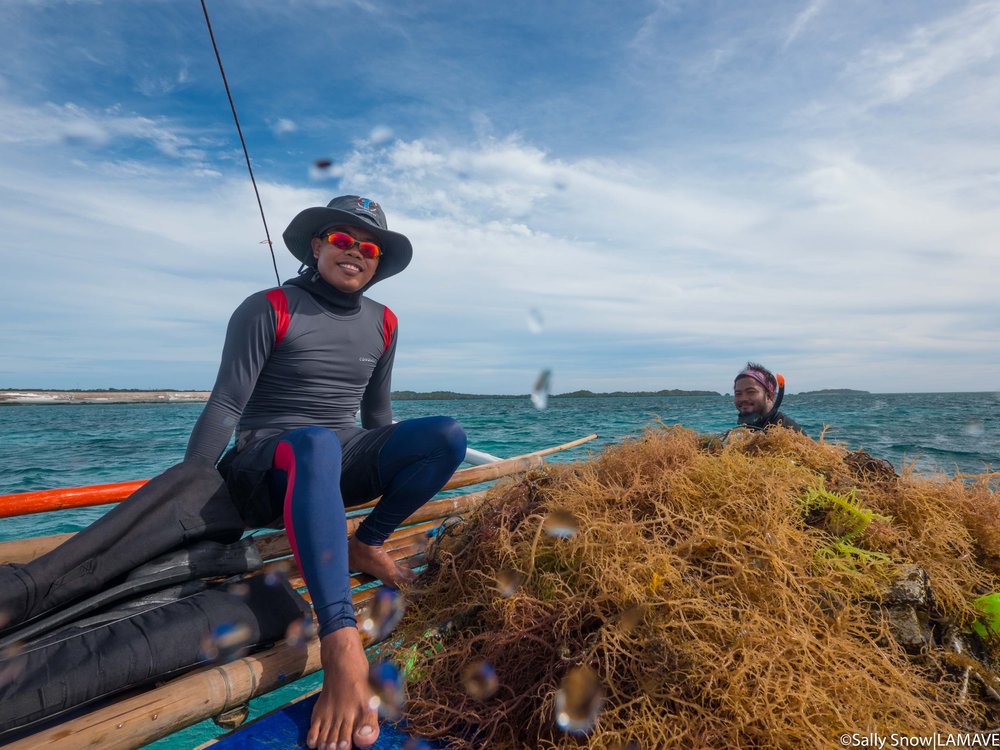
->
<box><xmin>200</xmin><ymin>0</ymin><xmax>281</xmax><ymax>286</ymax></box>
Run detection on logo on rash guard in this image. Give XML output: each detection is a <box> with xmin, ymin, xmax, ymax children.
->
<box><xmin>359</xmin><ymin>356</ymin><xmax>377</xmax><ymax>365</ymax></box>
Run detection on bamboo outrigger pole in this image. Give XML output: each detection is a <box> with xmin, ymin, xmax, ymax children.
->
<box><xmin>0</xmin><ymin>435</ymin><xmax>597</xmax><ymax>521</ymax></box>
<box><xmin>0</xmin><ymin>435</ymin><xmax>598</xmax><ymax>563</ymax></box>
<box><xmin>0</xmin><ymin>480</ymin><xmax>147</xmax><ymax>519</ymax></box>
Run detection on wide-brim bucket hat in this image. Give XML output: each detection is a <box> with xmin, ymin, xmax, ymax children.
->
<box><xmin>282</xmin><ymin>195</ymin><xmax>413</xmax><ymax>286</ymax></box>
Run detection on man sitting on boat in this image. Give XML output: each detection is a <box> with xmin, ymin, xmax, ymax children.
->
<box><xmin>733</xmin><ymin>362</ymin><xmax>804</xmax><ymax>433</ymax></box>
<box><xmin>186</xmin><ymin>195</ymin><xmax>467</xmax><ymax>750</ymax></box>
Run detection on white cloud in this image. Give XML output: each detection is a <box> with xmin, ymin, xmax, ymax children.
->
<box><xmin>783</xmin><ymin>0</ymin><xmax>828</xmax><ymax>49</ymax></box>
<box><xmin>849</xmin><ymin>2</ymin><xmax>1000</xmax><ymax>106</ymax></box>
<box><xmin>283</xmin><ymin>133</ymin><xmax>997</xmax><ymax>391</ymax></box>
<box><xmin>2</xmin><ymin>116</ymin><xmax>997</xmax><ymax>392</ymax></box>
<box><xmin>0</xmin><ymin>99</ymin><xmax>209</xmax><ymax>162</ymax></box>
<box><xmin>135</xmin><ymin>66</ymin><xmax>191</xmax><ymax>97</ymax></box>
<box><xmin>272</xmin><ymin>118</ymin><xmax>297</xmax><ymax>136</ymax></box>
<box><xmin>629</xmin><ymin>0</ymin><xmax>683</xmax><ymax>57</ymax></box>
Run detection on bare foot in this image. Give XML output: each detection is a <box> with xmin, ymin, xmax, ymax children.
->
<box><xmin>348</xmin><ymin>535</ymin><xmax>415</xmax><ymax>588</ymax></box>
<box><xmin>306</xmin><ymin>628</ymin><xmax>380</xmax><ymax>750</ymax></box>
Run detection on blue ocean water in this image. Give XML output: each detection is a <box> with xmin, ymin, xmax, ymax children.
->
<box><xmin>1</xmin><ymin>393</ymin><xmax>998</xmax><ymax>542</ymax></box>
<box><xmin>0</xmin><ymin>393</ymin><xmax>997</xmax><ymax>747</ymax></box>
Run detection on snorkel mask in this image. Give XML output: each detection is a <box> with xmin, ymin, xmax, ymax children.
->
<box><xmin>736</xmin><ymin>373</ymin><xmax>786</xmax><ymax>429</ymax></box>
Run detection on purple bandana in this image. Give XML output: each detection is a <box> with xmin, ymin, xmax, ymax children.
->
<box><xmin>734</xmin><ymin>369</ymin><xmax>775</xmax><ymax>398</ymax></box>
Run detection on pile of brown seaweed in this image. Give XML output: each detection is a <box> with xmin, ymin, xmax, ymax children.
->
<box><xmin>389</xmin><ymin>426</ymin><xmax>1000</xmax><ymax>749</ymax></box>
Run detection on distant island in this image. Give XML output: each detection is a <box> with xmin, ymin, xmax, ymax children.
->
<box><xmin>795</xmin><ymin>389</ymin><xmax>871</xmax><ymax>396</ymax></box>
<box><xmin>2</xmin><ymin>388</ymin><xmax>722</xmax><ymax>405</ymax></box>
<box><xmin>0</xmin><ymin>390</ymin><xmax>211</xmax><ymax>405</ymax></box>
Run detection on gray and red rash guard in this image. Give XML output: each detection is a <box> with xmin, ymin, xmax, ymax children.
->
<box><xmin>185</xmin><ymin>282</ymin><xmax>397</xmax><ymax>464</ymax></box>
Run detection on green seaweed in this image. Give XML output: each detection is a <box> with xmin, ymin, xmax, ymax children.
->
<box><xmin>800</xmin><ymin>482</ymin><xmax>893</xmax><ymax>570</ymax></box>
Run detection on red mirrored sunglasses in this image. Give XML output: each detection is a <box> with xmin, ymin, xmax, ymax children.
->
<box><xmin>321</xmin><ymin>231</ymin><xmax>382</xmax><ymax>259</ymax></box>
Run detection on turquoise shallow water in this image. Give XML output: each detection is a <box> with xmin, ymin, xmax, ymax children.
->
<box><xmin>0</xmin><ymin>393</ymin><xmax>997</xmax><ymax>746</ymax></box>
<box><xmin>2</xmin><ymin>392</ymin><xmax>997</xmax><ymax>500</ymax></box>
<box><xmin>1</xmin><ymin>392</ymin><xmax>998</xmax><ymax>545</ymax></box>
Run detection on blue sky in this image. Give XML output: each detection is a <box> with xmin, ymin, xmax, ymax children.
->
<box><xmin>1</xmin><ymin>0</ymin><xmax>997</xmax><ymax>394</ymax></box>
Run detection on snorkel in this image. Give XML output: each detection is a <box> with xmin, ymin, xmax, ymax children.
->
<box><xmin>736</xmin><ymin>373</ymin><xmax>785</xmax><ymax>429</ymax></box>
<box><xmin>764</xmin><ymin>373</ymin><xmax>786</xmax><ymax>423</ymax></box>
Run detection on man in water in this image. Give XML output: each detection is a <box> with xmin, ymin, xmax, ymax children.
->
<box><xmin>733</xmin><ymin>362</ymin><xmax>804</xmax><ymax>433</ymax></box>
<box><xmin>186</xmin><ymin>195</ymin><xmax>467</xmax><ymax>750</ymax></box>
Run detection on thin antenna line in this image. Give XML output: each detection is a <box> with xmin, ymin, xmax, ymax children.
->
<box><xmin>200</xmin><ymin>0</ymin><xmax>281</xmax><ymax>286</ymax></box>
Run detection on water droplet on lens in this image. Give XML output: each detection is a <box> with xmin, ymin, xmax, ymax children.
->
<box><xmin>0</xmin><ymin>642</ymin><xmax>27</xmax><ymax>688</ymax></box>
<box><xmin>619</xmin><ymin>604</ymin><xmax>647</xmax><ymax>632</ymax></box>
<box><xmin>496</xmin><ymin>568</ymin><xmax>524</xmax><ymax>597</ymax></box>
<box><xmin>554</xmin><ymin>665</ymin><xmax>603</xmax><ymax>735</ymax></box>
<box><xmin>531</xmin><ymin>369</ymin><xmax>552</xmax><ymax>410</ymax></box>
<box><xmin>264</xmin><ymin>560</ymin><xmax>292</xmax><ymax>587</ymax></box>
<box><xmin>368</xmin><ymin>660</ymin><xmax>405</xmax><ymax>719</ymax></box>
<box><xmin>370</xmin><ymin>125</ymin><xmax>393</xmax><ymax>144</ymax></box>
<box><xmin>200</xmin><ymin>621</ymin><xmax>252</xmax><ymax>663</ymax></box>
<box><xmin>360</xmin><ymin>587</ymin><xmax>406</xmax><ymax>645</ymax></box>
<box><xmin>412</xmin><ymin>532</ymin><xmax>430</xmax><ymax>554</ymax></box>
<box><xmin>309</xmin><ymin>158</ymin><xmax>341</xmax><ymax>181</ymax></box>
<box><xmin>544</xmin><ymin>509</ymin><xmax>579</xmax><ymax>539</ymax></box>
<box><xmin>462</xmin><ymin>660</ymin><xmax>499</xmax><ymax>699</ymax></box>
<box><xmin>226</xmin><ymin>582</ymin><xmax>250</xmax><ymax>599</ymax></box>
<box><xmin>962</xmin><ymin>421</ymin><xmax>985</xmax><ymax>437</ymax></box>
<box><xmin>527</xmin><ymin>308</ymin><xmax>544</xmax><ymax>334</ymax></box>
<box><xmin>284</xmin><ymin>616</ymin><xmax>318</xmax><ymax>649</ymax></box>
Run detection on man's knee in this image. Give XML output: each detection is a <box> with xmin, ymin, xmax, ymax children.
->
<box><xmin>436</xmin><ymin>417</ymin><xmax>467</xmax><ymax>465</ymax></box>
<box><xmin>284</xmin><ymin>426</ymin><xmax>342</xmax><ymax>460</ymax></box>
<box><xmin>410</xmin><ymin>415</ymin><xmax>465</xmax><ymax>458</ymax></box>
